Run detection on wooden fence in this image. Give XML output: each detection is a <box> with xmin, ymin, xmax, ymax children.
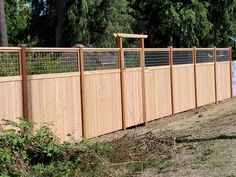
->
<box><xmin>0</xmin><ymin>46</ymin><xmax>232</xmax><ymax>139</ymax></box>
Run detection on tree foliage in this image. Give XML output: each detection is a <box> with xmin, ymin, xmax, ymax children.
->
<box><xmin>2</xmin><ymin>0</ymin><xmax>236</xmax><ymax>47</ymax></box>
<box><xmin>4</xmin><ymin>0</ymin><xmax>31</xmax><ymax>46</ymax></box>
<box><xmin>63</xmin><ymin>0</ymin><xmax>135</xmax><ymax>47</ymax></box>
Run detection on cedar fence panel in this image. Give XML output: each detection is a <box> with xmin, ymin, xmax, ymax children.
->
<box><xmin>144</xmin><ymin>49</ymin><xmax>172</xmax><ymax>121</ymax></box>
<box><xmin>25</xmin><ymin>48</ymin><xmax>83</xmax><ymax>140</ymax></box>
<box><xmin>82</xmin><ymin>49</ymin><xmax>122</xmax><ymax>138</ymax></box>
<box><xmin>0</xmin><ymin>76</ymin><xmax>23</xmax><ymax>122</ymax></box>
<box><xmin>123</xmin><ymin>49</ymin><xmax>144</xmax><ymax>127</ymax></box>
<box><xmin>196</xmin><ymin>63</ymin><xmax>216</xmax><ymax>106</ymax></box>
<box><xmin>124</xmin><ymin>68</ymin><xmax>144</xmax><ymax>127</ymax></box>
<box><xmin>0</xmin><ymin>48</ymin><xmax>23</xmax><ymax>124</ymax></box>
<box><xmin>172</xmin><ymin>49</ymin><xmax>196</xmax><ymax>113</ymax></box>
<box><xmin>27</xmin><ymin>73</ymin><xmax>82</xmax><ymax>140</ymax></box>
<box><xmin>145</xmin><ymin>66</ymin><xmax>172</xmax><ymax>121</ymax></box>
<box><xmin>83</xmin><ymin>70</ymin><xmax>122</xmax><ymax>138</ymax></box>
<box><xmin>216</xmin><ymin>61</ymin><xmax>231</xmax><ymax>101</ymax></box>
<box><xmin>0</xmin><ymin>47</ymin><xmax>233</xmax><ymax>140</ymax></box>
<box><xmin>173</xmin><ymin>64</ymin><xmax>196</xmax><ymax>113</ymax></box>
<box><xmin>195</xmin><ymin>48</ymin><xmax>216</xmax><ymax>106</ymax></box>
<box><xmin>215</xmin><ymin>49</ymin><xmax>231</xmax><ymax>101</ymax></box>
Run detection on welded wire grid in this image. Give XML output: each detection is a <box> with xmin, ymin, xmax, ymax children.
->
<box><xmin>83</xmin><ymin>51</ymin><xmax>119</xmax><ymax>71</ymax></box>
<box><xmin>26</xmin><ymin>52</ymin><xmax>78</xmax><ymax>75</ymax></box>
<box><xmin>196</xmin><ymin>50</ymin><xmax>214</xmax><ymax>63</ymax></box>
<box><xmin>0</xmin><ymin>51</ymin><xmax>20</xmax><ymax>77</ymax></box>
<box><xmin>173</xmin><ymin>51</ymin><xmax>193</xmax><ymax>65</ymax></box>
<box><xmin>216</xmin><ymin>50</ymin><xmax>229</xmax><ymax>62</ymax></box>
<box><xmin>145</xmin><ymin>51</ymin><xmax>169</xmax><ymax>67</ymax></box>
<box><xmin>124</xmin><ymin>51</ymin><xmax>140</xmax><ymax>68</ymax></box>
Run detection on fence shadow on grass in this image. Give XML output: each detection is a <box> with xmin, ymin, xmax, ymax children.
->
<box><xmin>176</xmin><ymin>135</ymin><xmax>236</xmax><ymax>143</ymax></box>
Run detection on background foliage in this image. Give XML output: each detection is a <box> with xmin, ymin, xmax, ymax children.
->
<box><xmin>3</xmin><ymin>0</ymin><xmax>236</xmax><ymax>47</ymax></box>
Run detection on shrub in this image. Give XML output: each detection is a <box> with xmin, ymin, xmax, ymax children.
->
<box><xmin>0</xmin><ymin>119</ymin><xmax>112</xmax><ymax>177</ymax></box>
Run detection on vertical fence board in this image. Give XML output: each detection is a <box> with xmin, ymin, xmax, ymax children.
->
<box><xmin>0</xmin><ymin>77</ymin><xmax>23</xmax><ymax>122</ymax></box>
<box><xmin>196</xmin><ymin>63</ymin><xmax>215</xmax><ymax>106</ymax></box>
<box><xmin>124</xmin><ymin>69</ymin><xmax>144</xmax><ymax>127</ymax></box>
<box><xmin>216</xmin><ymin>61</ymin><xmax>231</xmax><ymax>101</ymax></box>
<box><xmin>173</xmin><ymin>64</ymin><xmax>195</xmax><ymax>113</ymax></box>
<box><xmin>83</xmin><ymin>71</ymin><xmax>122</xmax><ymax>138</ymax></box>
<box><xmin>28</xmin><ymin>73</ymin><xmax>82</xmax><ymax>140</ymax></box>
<box><xmin>145</xmin><ymin>67</ymin><xmax>172</xmax><ymax>121</ymax></box>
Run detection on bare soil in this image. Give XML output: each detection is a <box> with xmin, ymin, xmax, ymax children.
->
<box><xmin>97</xmin><ymin>98</ymin><xmax>236</xmax><ymax>177</ymax></box>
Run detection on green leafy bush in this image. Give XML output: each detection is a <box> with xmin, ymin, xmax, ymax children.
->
<box><xmin>0</xmin><ymin>119</ymin><xmax>175</xmax><ymax>176</ymax></box>
<box><xmin>0</xmin><ymin>119</ymin><xmax>113</xmax><ymax>177</ymax></box>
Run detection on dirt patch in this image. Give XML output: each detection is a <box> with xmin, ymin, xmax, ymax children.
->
<box><xmin>97</xmin><ymin>98</ymin><xmax>236</xmax><ymax>176</ymax></box>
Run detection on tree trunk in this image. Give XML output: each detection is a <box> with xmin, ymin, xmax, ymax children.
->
<box><xmin>56</xmin><ymin>0</ymin><xmax>67</xmax><ymax>47</ymax></box>
<box><xmin>0</xmin><ymin>0</ymin><xmax>8</xmax><ymax>47</ymax></box>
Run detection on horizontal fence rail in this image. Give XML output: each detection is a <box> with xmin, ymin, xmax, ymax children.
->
<box><xmin>0</xmin><ymin>46</ymin><xmax>233</xmax><ymax>140</ymax></box>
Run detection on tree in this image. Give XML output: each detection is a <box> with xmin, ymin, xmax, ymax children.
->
<box><xmin>63</xmin><ymin>0</ymin><xmax>134</xmax><ymax>47</ymax></box>
<box><xmin>3</xmin><ymin>0</ymin><xmax>236</xmax><ymax>48</ymax></box>
<box><xmin>56</xmin><ymin>0</ymin><xmax>67</xmax><ymax>46</ymax></box>
<box><xmin>0</xmin><ymin>0</ymin><xmax>8</xmax><ymax>46</ymax></box>
<box><xmin>27</xmin><ymin>0</ymin><xmax>56</xmax><ymax>46</ymax></box>
<box><xmin>4</xmin><ymin>0</ymin><xmax>31</xmax><ymax>46</ymax></box>
<box><xmin>131</xmin><ymin>0</ymin><xmax>212</xmax><ymax>47</ymax></box>
<box><xmin>207</xmin><ymin>0</ymin><xmax>236</xmax><ymax>47</ymax></box>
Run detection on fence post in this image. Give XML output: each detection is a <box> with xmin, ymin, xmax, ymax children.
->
<box><xmin>229</xmin><ymin>47</ymin><xmax>233</xmax><ymax>98</ymax></box>
<box><xmin>78</xmin><ymin>47</ymin><xmax>86</xmax><ymax>138</ymax></box>
<box><xmin>213</xmin><ymin>47</ymin><xmax>218</xmax><ymax>103</ymax></box>
<box><xmin>193</xmin><ymin>47</ymin><xmax>198</xmax><ymax>108</ymax></box>
<box><xmin>140</xmin><ymin>38</ymin><xmax>147</xmax><ymax>125</ymax></box>
<box><xmin>169</xmin><ymin>46</ymin><xmax>174</xmax><ymax>114</ymax></box>
<box><xmin>118</xmin><ymin>37</ymin><xmax>127</xmax><ymax>130</ymax></box>
<box><xmin>18</xmin><ymin>44</ymin><xmax>29</xmax><ymax>121</ymax></box>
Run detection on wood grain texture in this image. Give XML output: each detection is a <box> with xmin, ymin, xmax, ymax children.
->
<box><xmin>196</xmin><ymin>63</ymin><xmax>215</xmax><ymax>106</ymax></box>
<box><xmin>145</xmin><ymin>67</ymin><xmax>172</xmax><ymax>121</ymax></box>
<box><xmin>124</xmin><ymin>69</ymin><xmax>144</xmax><ymax>127</ymax></box>
<box><xmin>0</xmin><ymin>76</ymin><xmax>23</xmax><ymax>123</ymax></box>
<box><xmin>173</xmin><ymin>64</ymin><xmax>195</xmax><ymax>113</ymax></box>
<box><xmin>28</xmin><ymin>72</ymin><xmax>82</xmax><ymax>140</ymax></box>
<box><xmin>83</xmin><ymin>71</ymin><xmax>122</xmax><ymax>138</ymax></box>
<box><xmin>216</xmin><ymin>61</ymin><xmax>231</xmax><ymax>101</ymax></box>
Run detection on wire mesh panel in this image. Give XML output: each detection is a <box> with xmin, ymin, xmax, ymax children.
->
<box><xmin>0</xmin><ymin>51</ymin><xmax>20</xmax><ymax>77</ymax></box>
<box><xmin>196</xmin><ymin>50</ymin><xmax>214</xmax><ymax>63</ymax></box>
<box><xmin>124</xmin><ymin>50</ymin><xmax>140</xmax><ymax>68</ymax></box>
<box><xmin>173</xmin><ymin>50</ymin><xmax>193</xmax><ymax>65</ymax></box>
<box><xmin>145</xmin><ymin>50</ymin><xmax>169</xmax><ymax>67</ymax></box>
<box><xmin>216</xmin><ymin>50</ymin><xmax>229</xmax><ymax>62</ymax></box>
<box><xmin>26</xmin><ymin>50</ymin><xmax>78</xmax><ymax>75</ymax></box>
<box><xmin>83</xmin><ymin>51</ymin><xmax>119</xmax><ymax>71</ymax></box>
